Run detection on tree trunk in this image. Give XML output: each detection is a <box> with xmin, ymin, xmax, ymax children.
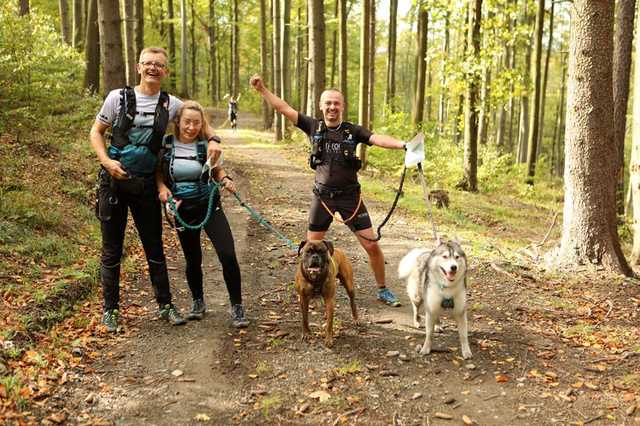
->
<box><xmin>308</xmin><ymin>0</ymin><xmax>326</xmax><ymax>118</ymax></box>
<box><xmin>97</xmin><ymin>0</ymin><xmax>125</xmax><ymax>93</ymax></box>
<box><xmin>301</xmin><ymin>9</ymin><xmax>309</xmax><ymax>116</ymax></box>
<box><xmin>209</xmin><ymin>0</ymin><xmax>217</xmax><ymax>105</ymax></box>
<box><xmin>537</xmin><ymin>1</ymin><xmax>554</xmax><ymax>151</ymax></box>
<box><xmin>412</xmin><ymin>4</ymin><xmax>428</xmax><ymax>129</ymax></box>
<box><xmin>59</xmin><ymin>0</ymin><xmax>72</xmax><ymax>44</ymax></box>
<box><xmin>477</xmin><ymin>67</ymin><xmax>490</xmax><ymax>145</ymax></box>
<box><xmin>18</xmin><ymin>0</ymin><xmax>29</xmax><ymax>15</ymax></box>
<box><xmin>329</xmin><ymin>0</ymin><xmax>338</xmax><ymax>87</ymax></box>
<box><xmin>83</xmin><ymin>0</ymin><xmax>100</xmax><ymax>93</ymax></box>
<box><xmin>259</xmin><ymin>0</ymin><xmax>272</xmax><ymax>128</ymax></box>
<box><xmin>614</xmin><ymin>0</ymin><xmax>635</xmax><ymax>215</ymax></box>
<box><xmin>551</xmin><ymin>52</ymin><xmax>567</xmax><ymax>177</ymax></box>
<box><xmin>458</xmin><ymin>0</ymin><xmax>482</xmax><ymax>192</ymax></box>
<box><xmin>338</xmin><ymin>0</ymin><xmax>348</xmax><ymax>115</ymax></box>
<box><xmin>123</xmin><ymin>0</ymin><xmax>137</xmax><ymax>86</ymax></box>
<box><xmin>367</xmin><ymin>0</ymin><xmax>376</xmax><ymax>128</ymax></box>
<box><xmin>454</xmin><ymin>3</ymin><xmax>470</xmax><ymax>145</ymax></box>
<box><xmin>167</xmin><ymin>0</ymin><xmax>176</xmax><ymax>90</ymax></box>
<box><xmin>517</xmin><ymin>4</ymin><xmax>532</xmax><ymax>163</ymax></box>
<box><xmin>135</xmin><ymin>0</ymin><xmax>143</xmax><ymax>60</ymax></box>
<box><xmin>231</xmin><ymin>0</ymin><xmax>239</xmax><ymax>97</ymax></box>
<box><xmin>551</xmin><ymin>0</ymin><xmax>631</xmax><ymax>275</ymax></box>
<box><xmin>190</xmin><ymin>0</ymin><xmax>197</xmax><ymax>96</ymax></box>
<box><xmin>496</xmin><ymin>44</ymin><xmax>510</xmax><ymax>149</ymax></box>
<box><xmin>273</xmin><ymin>0</ymin><xmax>283</xmax><ymax>140</ymax></box>
<box><xmin>357</xmin><ymin>0</ymin><xmax>371</xmax><ymax>127</ymax></box>
<box><xmin>73</xmin><ymin>0</ymin><xmax>83</xmax><ymax>49</ymax></box>
<box><xmin>385</xmin><ymin>0</ymin><xmax>397</xmax><ymax>112</ymax></box>
<box><xmin>179</xmin><ymin>0</ymin><xmax>188</xmax><ymax>97</ymax></box>
<box><xmin>281</xmin><ymin>0</ymin><xmax>291</xmax><ymax>135</ymax></box>
<box><xmin>438</xmin><ymin>9</ymin><xmax>450</xmax><ymax>132</ymax></box>
<box><xmin>525</xmin><ymin>0</ymin><xmax>545</xmax><ymax>184</ymax></box>
<box><xmin>295</xmin><ymin>6</ymin><xmax>303</xmax><ymax>110</ymax></box>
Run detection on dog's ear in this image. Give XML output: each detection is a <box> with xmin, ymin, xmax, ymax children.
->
<box><xmin>297</xmin><ymin>240</ymin><xmax>307</xmax><ymax>256</ymax></box>
<box><xmin>322</xmin><ymin>240</ymin><xmax>335</xmax><ymax>255</ymax></box>
<box><xmin>452</xmin><ymin>235</ymin><xmax>461</xmax><ymax>244</ymax></box>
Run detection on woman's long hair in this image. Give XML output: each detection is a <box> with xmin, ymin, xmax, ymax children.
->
<box><xmin>173</xmin><ymin>100</ymin><xmax>209</xmax><ymax>141</ymax></box>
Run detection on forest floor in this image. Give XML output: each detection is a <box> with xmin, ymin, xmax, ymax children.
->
<box><xmin>5</xmin><ymin>111</ymin><xmax>640</xmax><ymax>425</ymax></box>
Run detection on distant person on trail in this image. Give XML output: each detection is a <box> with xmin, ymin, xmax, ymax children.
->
<box><xmin>226</xmin><ymin>94</ymin><xmax>240</xmax><ymax>131</ymax></box>
<box><xmin>249</xmin><ymin>74</ymin><xmax>407</xmax><ymax>307</ymax></box>
<box><xmin>90</xmin><ymin>47</ymin><xmax>222</xmax><ymax>332</ymax></box>
<box><xmin>157</xmin><ymin>101</ymin><xmax>249</xmax><ymax>328</ymax></box>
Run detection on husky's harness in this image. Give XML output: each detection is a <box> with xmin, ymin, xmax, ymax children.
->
<box><xmin>309</xmin><ymin>120</ymin><xmax>361</xmax><ymax>171</ymax></box>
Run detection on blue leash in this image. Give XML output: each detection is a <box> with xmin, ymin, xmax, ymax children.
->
<box><xmin>231</xmin><ymin>191</ymin><xmax>299</xmax><ymax>251</ymax></box>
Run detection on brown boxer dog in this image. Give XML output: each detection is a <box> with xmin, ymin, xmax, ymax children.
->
<box><xmin>295</xmin><ymin>240</ymin><xmax>358</xmax><ymax>347</ymax></box>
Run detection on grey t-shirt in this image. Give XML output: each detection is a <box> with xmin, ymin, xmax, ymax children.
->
<box><xmin>97</xmin><ymin>87</ymin><xmax>183</xmax><ymax>126</ymax></box>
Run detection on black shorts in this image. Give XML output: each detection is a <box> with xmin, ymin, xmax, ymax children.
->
<box><xmin>308</xmin><ymin>185</ymin><xmax>372</xmax><ymax>232</ymax></box>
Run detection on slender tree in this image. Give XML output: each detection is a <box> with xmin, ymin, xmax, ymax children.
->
<box><xmin>551</xmin><ymin>0</ymin><xmax>631</xmax><ymax>275</ymax></box>
<box><xmin>517</xmin><ymin>4</ymin><xmax>532</xmax><ymax>163</ymax></box>
<box><xmin>358</xmin><ymin>0</ymin><xmax>371</xmax><ymax>127</ymax></box>
<box><xmin>537</xmin><ymin>1</ymin><xmax>555</xmax><ymax>149</ymax></box>
<box><xmin>72</xmin><ymin>0</ymin><xmax>82</xmax><ymax>49</ymax></box>
<box><xmin>281</xmin><ymin>0</ymin><xmax>291</xmax><ymax>105</ymax></box>
<box><xmin>458</xmin><ymin>0</ymin><xmax>482</xmax><ymax>192</ymax></box>
<box><xmin>190</xmin><ymin>0</ymin><xmax>197</xmax><ymax>96</ymax></box>
<box><xmin>123</xmin><ymin>0</ymin><xmax>137</xmax><ymax>86</ymax></box>
<box><xmin>59</xmin><ymin>0</ymin><xmax>72</xmax><ymax>44</ymax></box>
<box><xmin>231</xmin><ymin>0</ymin><xmax>239</xmax><ymax>97</ymax></box>
<box><xmin>525</xmin><ymin>0</ymin><xmax>545</xmax><ymax>184</ymax></box>
<box><xmin>209</xmin><ymin>0</ymin><xmax>217</xmax><ymax>105</ymax></box>
<box><xmin>329</xmin><ymin>0</ymin><xmax>338</xmax><ymax>87</ymax></box>
<box><xmin>294</xmin><ymin>6</ymin><xmax>303</xmax><ymax>110</ymax></box>
<box><xmin>367</xmin><ymin>0</ymin><xmax>376</xmax><ymax>127</ymax></box>
<box><xmin>613</xmin><ymin>0</ymin><xmax>635</xmax><ymax>214</ymax></box>
<box><xmin>412</xmin><ymin>3</ymin><xmax>428</xmax><ymax>128</ymax></box>
<box><xmin>550</xmin><ymin>52</ymin><xmax>567</xmax><ymax>177</ymax></box>
<box><xmin>167</xmin><ymin>0</ymin><xmax>177</xmax><ymax>90</ymax></box>
<box><xmin>308</xmin><ymin>0</ymin><xmax>326</xmax><ymax>117</ymax></box>
<box><xmin>338</xmin><ymin>0</ymin><xmax>348</xmax><ymax>115</ymax></box>
<box><xmin>83</xmin><ymin>0</ymin><xmax>100</xmax><ymax>93</ymax></box>
<box><xmin>180</xmin><ymin>0</ymin><xmax>188</xmax><ymax>97</ymax></box>
<box><xmin>97</xmin><ymin>0</ymin><xmax>125</xmax><ymax>93</ymax></box>
<box><xmin>135</xmin><ymin>0</ymin><xmax>143</xmax><ymax>59</ymax></box>
<box><xmin>273</xmin><ymin>0</ymin><xmax>283</xmax><ymax>139</ymax></box>
<box><xmin>385</xmin><ymin>0</ymin><xmax>398</xmax><ymax>112</ymax></box>
<box><xmin>438</xmin><ymin>9</ymin><xmax>450</xmax><ymax>131</ymax></box>
<box><xmin>259</xmin><ymin>0</ymin><xmax>272</xmax><ymax>128</ymax></box>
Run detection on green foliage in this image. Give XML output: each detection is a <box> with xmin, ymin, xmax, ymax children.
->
<box><xmin>0</xmin><ymin>2</ymin><xmax>84</xmax><ymax>134</ymax></box>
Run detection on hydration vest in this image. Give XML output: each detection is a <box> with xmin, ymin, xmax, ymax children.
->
<box><xmin>161</xmin><ymin>135</ymin><xmax>214</xmax><ymax>202</ymax></box>
<box><xmin>309</xmin><ymin>120</ymin><xmax>361</xmax><ymax>171</ymax></box>
<box><xmin>107</xmin><ymin>87</ymin><xmax>170</xmax><ymax>177</ymax></box>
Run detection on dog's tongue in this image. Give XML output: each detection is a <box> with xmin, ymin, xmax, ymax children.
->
<box><xmin>445</xmin><ymin>271</ymin><xmax>456</xmax><ymax>281</ymax></box>
<box><xmin>307</xmin><ymin>267</ymin><xmax>321</xmax><ymax>274</ymax></box>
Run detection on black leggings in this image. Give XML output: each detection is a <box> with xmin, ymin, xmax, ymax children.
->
<box><xmin>176</xmin><ymin>203</ymin><xmax>242</xmax><ymax>306</ymax></box>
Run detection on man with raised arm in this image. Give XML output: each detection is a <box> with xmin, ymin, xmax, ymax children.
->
<box><xmin>250</xmin><ymin>74</ymin><xmax>406</xmax><ymax>306</ymax></box>
<box><xmin>90</xmin><ymin>47</ymin><xmax>222</xmax><ymax>332</ymax></box>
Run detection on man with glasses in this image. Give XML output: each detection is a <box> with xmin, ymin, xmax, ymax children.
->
<box><xmin>90</xmin><ymin>47</ymin><xmax>222</xmax><ymax>332</ymax></box>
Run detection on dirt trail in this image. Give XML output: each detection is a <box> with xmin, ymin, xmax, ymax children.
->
<box><xmin>61</xmin><ymin>111</ymin><xmax>639</xmax><ymax>425</ymax></box>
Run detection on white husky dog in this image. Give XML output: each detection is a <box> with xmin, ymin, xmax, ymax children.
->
<box><xmin>398</xmin><ymin>240</ymin><xmax>472</xmax><ymax>359</ymax></box>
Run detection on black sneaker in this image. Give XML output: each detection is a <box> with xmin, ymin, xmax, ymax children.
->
<box><xmin>101</xmin><ymin>309</ymin><xmax>119</xmax><ymax>332</ymax></box>
<box><xmin>230</xmin><ymin>304</ymin><xmax>249</xmax><ymax>328</ymax></box>
<box><xmin>159</xmin><ymin>304</ymin><xmax>187</xmax><ymax>326</ymax></box>
<box><xmin>186</xmin><ymin>299</ymin><xmax>206</xmax><ymax>320</ymax></box>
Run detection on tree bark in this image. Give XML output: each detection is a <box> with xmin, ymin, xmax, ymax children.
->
<box><xmin>329</xmin><ymin>0</ymin><xmax>338</xmax><ymax>88</ymax></box>
<box><xmin>517</xmin><ymin>3</ymin><xmax>532</xmax><ymax>163</ymax></box>
<box><xmin>209</xmin><ymin>0</ymin><xmax>217</xmax><ymax>105</ymax></box>
<box><xmin>59</xmin><ymin>0</ymin><xmax>72</xmax><ymax>44</ymax></box>
<box><xmin>357</xmin><ymin>0</ymin><xmax>371</xmax><ymax>127</ymax></box>
<box><xmin>18</xmin><ymin>0</ymin><xmax>29</xmax><ymax>15</ymax></box>
<box><xmin>190</xmin><ymin>0</ymin><xmax>197</xmax><ymax>96</ymax></box>
<box><xmin>135</xmin><ymin>0</ymin><xmax>143</xmax><ymax>60</ymax></box>
<box><xmin>338</xmin><ymin>0</ymin><xmax>348</xmax><ymax>115</ymax></box>
<box><xmin>281</xmin><ymin>0</ymin><xmax>291</xmax><ymax>135</ymax></box>
<box><xmin>537</xmin><ymin>1</ymin><xmax>554</xmax><ymax>150</ymax></box>
<box><xmin>551</xmin><ymin>0</ymin><xmax>631</xmax><ymax>275</ymax></box>
<box><xmin>385</xmin><ymin>0</ymin><xmax>397</xmax><ymax>112</ymax></box>
<box><xmin>525</xmin><ymin>0</ymin><xmax>545</xmax><ymax>184</ymax></box>
<box><xmin>179</xmin><ymin>0</ymin><xmax>188</xmax><ymax>97</ymax></box>
<box><xmin>367</xmin><ymin>0</ymin><xmax>376</xmax><ymax>128</ymax></box>
<box><xmin>614</xmin><ymin>0</ymin><xmax>635</xmax><ymax>215</ymax></box>
<box><xmin>438</xmin><ymin>9</ymin><xmax>450</xmax><ymax>131</ymax></box>
<box><xmin>273</xmin><ymin>0</ymin><xmax>283</xmax><ymax>140</ymax></box>
<box><xmin>231</xmin><ymin>0</ymin><xmax>239</xmax><ymax>97</ymax></box>
<box><xmin>123</xmin><ymin>0</ymin><xmax>137</xmax><ymax>86</ymax></box>
<box><xmin>259</xmin><ymin>0</ymin><xmax>272</xmax><ymax>128</ymax></box>
<box><xmin>308</xmin><ymin>0</ymin><xmax>326</xmax><ymax>118</ymax></box>
<box><xmin>412</xmin><ymin>3</ymin><xmax>428</xmax><ymax>129</ymax></box>
<box><xmin>551</xmin><ymin>52</ymin><xmax>567</xmax><ymax>177</ymax></box>
<box><xmin>458</xmin><ymin>0</ymin><xmax>482</xmax><ymax>192</ymax></box>
<box><xmin>83</xmin><ymin>0</ymin><xmax>100</xmax><ymax>93</ymax></box>
<box><xmin>167</xmin><ymin>0</ymin><xmax>176</xmax><ymax>90</ymax></box>
<box><xmin>73</xmin><ymin>0</ymin><xmax>83</xmax><ymax>49</ymax></box>
<box><xmin>97</xmin><ymin>0</ymin><xmax>125</xmax><ymax>93</ymax></box>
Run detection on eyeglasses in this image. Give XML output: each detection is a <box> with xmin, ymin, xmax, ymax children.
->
<box><xmin>140</xmin><ymin>61</ymin><xmax>167</xmax><ymax>69</ymax></box>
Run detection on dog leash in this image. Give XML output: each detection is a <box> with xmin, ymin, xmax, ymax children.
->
<box><xmin>416</xmin><ymin>163</ymin><xmax>439</xmax><ymax>242</ymax></box>
<box><xmin>231</xmin><ymin>191</ymin><xmax>299</xmax><ymax>251</ymax></box>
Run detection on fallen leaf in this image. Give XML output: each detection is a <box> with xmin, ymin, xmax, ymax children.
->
<box><xmin>495</xmin><ymin>375</ymin><xmax>509</xmax><ymax>383</ymax></box>
<box><xmin>171</xmin><ymin>369</ymin><xmax>184</xmax><ymax>377</ymax></box>
<box><xmin>194</xmin><ymin>413</ymin><xmax>210</xmax><ymax>422</ymax></box>
<box><xmin>462</xmin><ymin>414</ymin><xmax>474</xmax><ymax>425</ymax></box>
<box><xmin>309</xmin><ymin>390</ymin><xmax>331</xmax><ymax>402</ymax></box>
<box><xmin>434</xmin><ymin>412</ymin><xmax>453</xmax><ymax>420</ymax></box>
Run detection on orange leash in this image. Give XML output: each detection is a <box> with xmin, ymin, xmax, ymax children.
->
<box><xmin>318</xmin><ymin>192</ymin><xmax>363</xmax><ymax>224</ymax></box>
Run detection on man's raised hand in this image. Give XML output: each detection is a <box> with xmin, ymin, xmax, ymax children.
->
<box><xmin>250</xmin><ymin>74</ymin><xmax>264</xmax><ymax>92</ymax></box>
